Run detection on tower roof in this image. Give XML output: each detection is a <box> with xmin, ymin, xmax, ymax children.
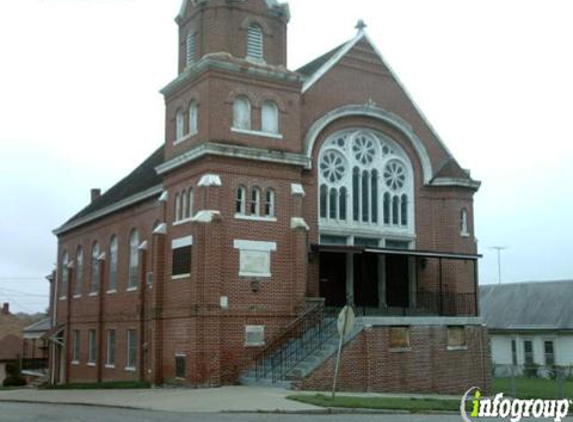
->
<box><xmin>177</xmin><ymin>0</ymin><xmax>290</xmax><ymax>22</ymax></box>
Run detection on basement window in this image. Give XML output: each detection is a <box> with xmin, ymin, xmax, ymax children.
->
<box><xmin>447</xmin><ymin>326</ymin><xmax>467</xmax><ymax>350</ymax></box>
<box><xmin>245</xmin><ymin>325</ymin><xmax>265</xmax><ymax>347</ymax></box>
<box><xmin>389</xmin><ymin>326</ymin><xmax>411</xmax><ymax>351</ymax></box>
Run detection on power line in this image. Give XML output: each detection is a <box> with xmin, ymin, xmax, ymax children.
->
<box><xmin>0</xmin><ymin>287</ymin><xmax>48</xmax><ymax>298</ymax></box>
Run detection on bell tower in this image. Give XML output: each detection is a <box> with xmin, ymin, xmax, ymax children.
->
<box><xmin>175</xmin><ymin>0</ymin><xmax>290</xmax><ymax>73</ymax></box>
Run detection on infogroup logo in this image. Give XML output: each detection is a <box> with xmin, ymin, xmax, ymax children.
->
<box><xmin>461</xmin><ymin>387</ymin><xmax>571</xmax><ymax>422</ymax></box>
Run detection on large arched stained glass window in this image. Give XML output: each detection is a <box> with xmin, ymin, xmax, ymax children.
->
<box><xmin>318</xmin><ymin>129</ymin><xmax>414</xmax><ymax>234</ymax></box>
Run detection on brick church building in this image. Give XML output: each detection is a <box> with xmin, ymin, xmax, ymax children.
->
<box><xmin>49</xmin><ymin>0</ymin><xmax>490</xmax><ymax>393</ymax></box>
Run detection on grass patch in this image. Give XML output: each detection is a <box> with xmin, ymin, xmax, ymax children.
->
<box><xmin>493</xmin><ymin>378</ymin><xmax>573</xmax><ymax>399</ymax></box>
<box><xmin>287</xmin><ymin>394</ymin><xmax>463</xmax><ymax>413</ymax></box>
<box><xmin>42</xmin><ymin>381</ymin><xmax>151</xmax><ymax>390</ymax></box>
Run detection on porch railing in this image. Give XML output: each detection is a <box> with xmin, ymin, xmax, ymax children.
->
<box><xmin>352</xmin><ymin>291</ymin><xmax>477</xmax><ymax>317</ymax></box>
<box><xmin>251</xmin><ymin>300</ymin><xmax>338</xmax><ymax>383</ymax></box>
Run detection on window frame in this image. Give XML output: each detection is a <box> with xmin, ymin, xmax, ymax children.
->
<box><xmin>89</xmin><ymin>242</ymin><xmax>100</xmax><ymax>296</ymax></box>
<box><xmin>236</xmin><ymin>186</ymin><xmax>247</xmax><ymax>215</ymax></box>
<box><xmin>245</xmin><ymin>325</ymin><xmax>265</xmax><ymax>347</ymax></box>
<box><xmin>171</xmin><ymin>236</ymin><xmax>193</xmax><ymax>280</ymax></box>
<box><xmin>74</xmin><ymin>247</ymin><xmax>84</xmax><ymax>298</ymax></box>
<box><xmin>175</xmin><ymin>109</ymin><xmax>185</xmax><ymax>141</ymax></box>
<box><xmin>232</xmin><ymin>96</ymin><xmax>251</xmax><ymax>131</ymax></box>
<box><xmin>87</xmin><ymin>329</ymin><xmax>97</xmax><ymax>366</ymax></box>
<box><xmin>265</xmin><ymin>189</ymin><xmax>275</xmax><ymax>218</ymax></box>
<box><xmin>72</xmin><ymin>330</ymin><xmax>80</xmax><ymax>364</ymax></box>
<box><xmin>251</xmin><ymin>187</ymin><xmax>261</xmax><ymax>216</ymax></box>
<box><xmin>127</xmin><ymin>230</ymin><xmax>140</xmax><ymax>291</ymax></box>
<box><xmin>106</xmin><ymin>329</ymin><xmax>116</xmax><ymax>368</ymax></box>
<box><xmin>126</xmin><ymin>329</ymin><xmax>137</xmax><ymax>371</ymax></box>
<box><xmin>261</xmin><ymin>101</ymin><xmax>279</xmax><ymax>134</ymax></box>
<box><xmin>108</xmin><ymin>235</ymin><xmax>118</xmax><ymax>293</ymax></box>
<box><xmin>59</xmin><ymin>251</ymin><xmax>69</xmax><ymax>300</ymax></box>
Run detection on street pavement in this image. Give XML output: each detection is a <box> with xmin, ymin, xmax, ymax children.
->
<box><xmin>5</xmin><ymin>402</ymin><xmax>570</xmax><ymax>422</ymax></box>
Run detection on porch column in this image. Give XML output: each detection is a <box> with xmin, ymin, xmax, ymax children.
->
<box><xmin>377</xmin><ymin>255</ymin><xmax>386</xmax><ymax>308</ymax></box>
<box><xmin>345</xmin><ymin>253</ymin><xmax>354</xmax><ymax>306</ymax></box>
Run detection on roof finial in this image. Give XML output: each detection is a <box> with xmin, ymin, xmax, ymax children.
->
<box><xmin>355</xmin><ymin>19</ymin><xmax>367</xmax><ymax>33</ymax></box>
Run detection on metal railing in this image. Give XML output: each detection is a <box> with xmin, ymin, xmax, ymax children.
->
<box><xmin>353</xmin><ymin>291</ymin><xmax>477</xmax><ymax>317</ymax></box>
<box><xmin>252</xmin><ymin>300</ymin><xmax>338</xmax><ymax>383</ymax></box>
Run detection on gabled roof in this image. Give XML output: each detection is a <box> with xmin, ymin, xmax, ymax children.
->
<box><xmin>296</xmin><ymin>42</ymin><xmax>347</xmax><ymax>77</ymax></box>
<box><xmin>59</xmin><ymin>146</ymin><xmax>164</xmax><ymax>230</ymax></box>
<box><xmin>23</xmin><ymin>318</ymin><xmax>51</xmax><ymax>334</ymax></box>
<box><xmin>480</xmin><ymin>280</ymin><xmax>573</xmax><ymax>331</ymax></box>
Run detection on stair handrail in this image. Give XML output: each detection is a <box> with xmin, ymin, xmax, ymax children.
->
<box><xmin>250</xmin><ymin>298</ymin><xmax>325</xmax><ymax>379</ymax></box>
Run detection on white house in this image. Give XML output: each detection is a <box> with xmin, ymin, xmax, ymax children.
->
<box><xmin>480</xmin><ymin>280</ymin><xmax>573</xmax><ymax>377</ymax></box>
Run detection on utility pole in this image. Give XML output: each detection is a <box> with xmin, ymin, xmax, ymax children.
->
<box><xmin>490</xmin><ymin>246</ymin><xmax>508</xmax><ymax>285</ymax></box>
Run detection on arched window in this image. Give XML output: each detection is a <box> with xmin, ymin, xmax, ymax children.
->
<box><xmin>318</xmin><ymin>129</ymin><xmax>414</xmax><ymax>235</ymax></box>
<box><xmin>175</xmin><ymin>109</ymin><xmax>184</xmax><ymax>140</ymax></box>
<box><xmin>189</xmin><ymin>101</ymin><xmax>198</xmax><ymax>135</ymax></box>
<box><xmin>461</xmin><ymin>209</ymin><xmax>469</xmax><ymax>236</ymax></box>
<box><xmin>128</xmin><ymin>230</ymin><xmax>139</xmax><ymax>290</ymax></box>
<box><xmin>89</xmin><ymin>242</ymin><xmax>100</xmax><ymax>295</ymax></box>
<box><xmin>186</xmin><ymin>33</ymin><xmax>196</xmax><ymax>66</ymax></box>
<box><xmin>108</xmin><ymin>235</ymin><xmax>118</xmax><ymax>293</ymax></box>
<box><xmin>236</xmin><ymin>186</ymin><xmax>246</xmax><ymax>215</ymax></box>
<box><xmin>75</xmin><ymin>247</ymin><xmax>84</xmax><ymax>297</ymax></box>
<box><xmin>251</xmin><ymin>187</ymin><xmax>261</xmax><ymax>216</ymax></box>
<box><xmin>247</xmin><ymin>24</ymin><xmax>264</xmax><ymax>61</ymax></box>
<box><xmin>59</xmin><ymin>251</ymin><xmax>69</xmax><ymax>299</ymax></box>
<box><xmin>174</xmin><ymin>193</ymin><xmax>181</xmax><ymax>222</ymax></box>
<box><xmin>261</xmin><ymin>101</ymin><xmax>279</xmax><ymax>134</ymax></box>
<box><xmin>265</xmin><ymin>189</ymin><xmax>275</xmax><ymax>217</ymax></box>
<box><xmin>187</xmin><ymin>189</ymin><xmax>194</xmax><ymax>219</ymax></box>
<box><xmin>233</xmin><ymin>96</ymin><xmax>251</xmax><ymax>130</ymax></box>
<box><xmin>181</xmin><ymin>189</ymin><xmax>187</xmax><ymax>221</ymax></box>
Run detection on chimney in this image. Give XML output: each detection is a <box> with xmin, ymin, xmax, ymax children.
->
<box><xmin>91</xmin><ymin>188</ymin><xmax>101</xmax><ymax>203</ymax></box>
<box><xmin>1</xmin><ymin>303</ymin><xmax>9</xmax><ymax>316</ymax></box>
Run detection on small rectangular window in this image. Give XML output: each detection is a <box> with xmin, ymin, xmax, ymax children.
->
<box><xmin>175</xmin><ymin>354</ymin><xmax>186</xmax><ymax>379</ymax></box>
<box><xmin>106</xmin><ymin>330</ymin><xmax>116</xmax><ymax>367</ymax></box>
<box><xmin>172</xmin><ymin>247</ymin><xmax>192</xmax><ymax>277</ymax></box>
<box><xmin>245</xmin><ymin>325</ymin><xmax>265</xmax><ymax>347</ymax></box>
<box><xmin>447</xmin><ymin>326</ymin><xmax>466</xmax><ymax>349</ymax></box>
<box><xmin>88</xmin><ymin>329</ymin><xmax>97</xmax><ymax>365</ymax></box>
<box><xmin>544</xmin><ymin>341</ymin><xmax>555</xmax><ymax>366</ymax></box>
<box><xmin>126</xmin><ymin>329</ymin><xmax>136</xmax><ymax>370</ymax></box>
<box><xmin>389</xmin><ymin>326</ymin><xmax>410</xmax><ymax>349</ymax></box>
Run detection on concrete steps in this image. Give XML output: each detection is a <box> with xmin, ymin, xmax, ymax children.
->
<box><xmin>240</xmin><ymin>316</ymin><xmax>363</xmax><ymax>389</ymax></box>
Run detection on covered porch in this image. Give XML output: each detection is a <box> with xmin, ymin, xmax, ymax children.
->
<box><xmin>314</xmin><ymin>244</ymin><xmax>481</xmax><ymax>317</ymax></box>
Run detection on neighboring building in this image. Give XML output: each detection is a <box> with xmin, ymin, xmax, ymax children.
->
<box><xmin>481</xmin><ymin>281</ymin><xmax>573</xmax><ymax>377</ymax></box>
<box><xmin>49</xmin><ymin>0</ymin><xmax>489</xmax><ymax>394</ymax></box>
<box><xmin>0</xmin><ymin>335</ymin><xmax>21</xmax><ymax>385</ymax></box>
<box><xmin>22</xmin><ymin>318</ymin><xmax>51</xmax><ymax>375</ymax></box>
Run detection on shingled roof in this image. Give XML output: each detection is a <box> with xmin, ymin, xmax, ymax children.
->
<box><xmin>63</xmin><ymin>145</ymin><xmax>164</xmax><ymax>227</ymax></box>
<box><xmin>296</xmin><ymin>42</ymin><xmax>346</xmax><ymax>77</ymax></box>
<box><xmin>480</xmin><ymin>280</ymin><xmax>573</xmax><ymax>331</ymax></box>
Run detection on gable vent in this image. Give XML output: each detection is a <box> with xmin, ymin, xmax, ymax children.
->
<box><xmin>247</xmin><ymin>24</ymin><xmax>264</xmax><ymax>61</ymax></box>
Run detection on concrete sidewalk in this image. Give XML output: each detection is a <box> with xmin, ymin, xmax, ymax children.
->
<box><xmin>0</xmin><ymin>386</ymin><xmax>322</xmax><ymax>413</ymax></box>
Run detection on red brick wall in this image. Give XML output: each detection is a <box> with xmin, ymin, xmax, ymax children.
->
<box><xmin>301</xmin><ymin>325</ymin><xmax>492</xmax><ymax>395</ymax></box>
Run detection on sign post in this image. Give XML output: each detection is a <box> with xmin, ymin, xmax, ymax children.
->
<box><xmin>331</xmin><ymin>305</ymin><xmax>355</xmax><ymax>399</ymax></box>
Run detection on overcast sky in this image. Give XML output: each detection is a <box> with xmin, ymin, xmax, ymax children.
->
<box><xmin>0</xmin><ymin>0</ymin><xmax>571</xmax><ymax>313</ymax></box>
